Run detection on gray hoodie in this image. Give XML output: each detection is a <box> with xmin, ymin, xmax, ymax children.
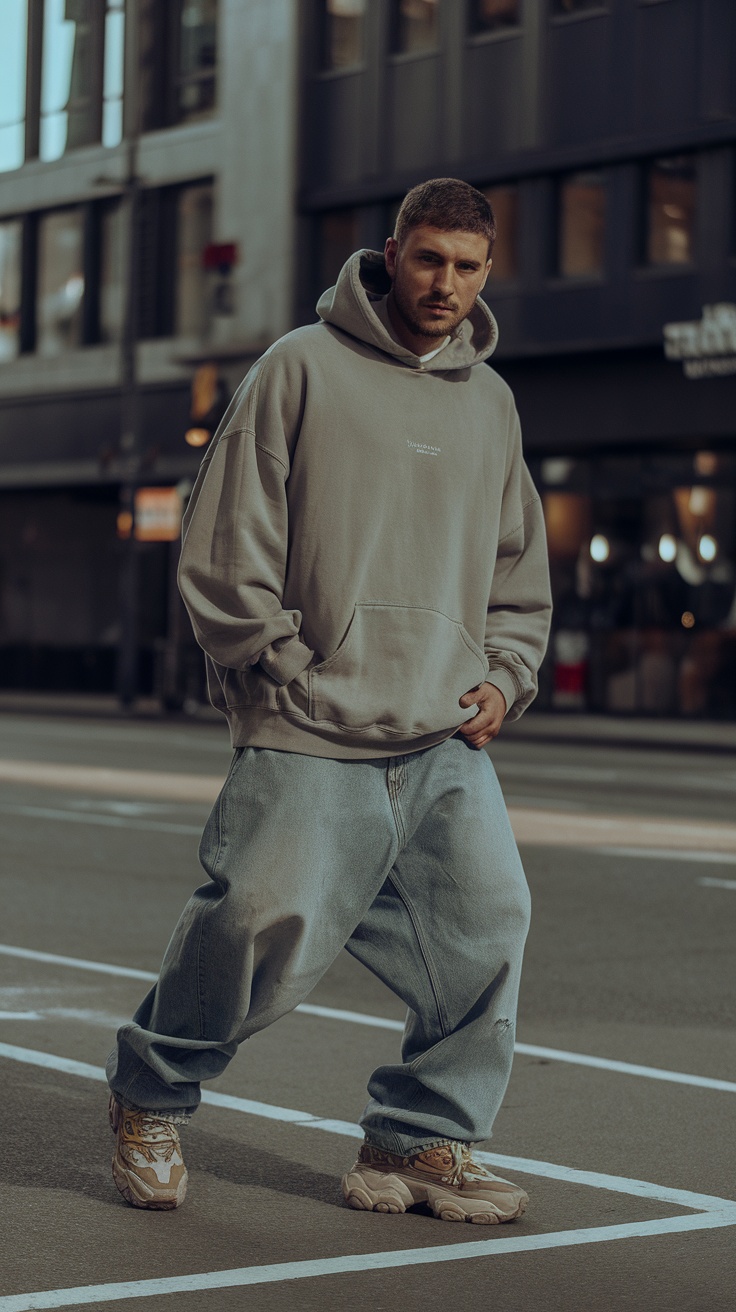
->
<box><xmin>178</xmin><ymin>249</ymin><xmax>552</xmax><ymax>759</ymax></box>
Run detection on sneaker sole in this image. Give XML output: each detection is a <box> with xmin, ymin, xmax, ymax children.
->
<box><xmin>341</xmin><ymin>1167</ymin><xmax>527</xmax><ymax>1224</ymax></box>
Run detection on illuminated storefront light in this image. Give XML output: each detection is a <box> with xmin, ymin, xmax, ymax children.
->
<box><xmin>589</xmin><ymin>533</ymin><xmax>610</xmax><ymax>562</ymax></box>
<box><xmin>658</xmin><ymin>533</ymin><xmax>677</xmax><ymax>562</ymax></box>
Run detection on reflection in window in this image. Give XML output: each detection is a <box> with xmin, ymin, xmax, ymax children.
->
<box><xmin>0</xmin><ymin>0</ymin><xmax>28</xmax><ymax>172</ymax></box>
<box><xmin>322</xmin><ymin>0</ymin><xmax>366</xmax><ymax>70</ymax></box>
<box><xmin>646</xmin><ymin>156</ymin><xmax>696</xmax><ymax>266</ymax></box>
<box><xmin>175</xmin><ymin>184</ymin><xmax>214</xmax><ymax>337</ymax></box>
<box><xmin>469</xmin><ymin>0</ymin><xmax>520</xmax><ymax>35</ymax></box>
<box><xmin>40</xmin><ymin>0</ymin><xmax>125</xmax><ymax>161</ymax></box>
<box><xmin>482</xmin><ymin>185</ymin><xmax>518</xmax><ymax>281</ymax></box>
<box><xmin>392</xmin><ymin>0</ymin><xmax>440</xmax><ymax>55</ymax></box>
<box><xmin>0</xmin><ymin>220</ymin><xmax>23</xmax><ymax>361</ymax></box>
<box><xmin>317</xmin><ymin>209</ymin><xmax>359</xmax><ymax>289</ymax></box>
<box><xmin>558</xmin><ymin>171</ymin><xmax>606</xmax><ymax>277</ymax></box>
<box><xmin>99</xmin><ymin>201</ymin><xmax>125</xmax><ymax>343</ymax></box>
<box><xmin>139</xmin><ymin>0</ymin><xmax>218</xmax><ymax>129</ymax></box>
<box><xmin>178</xmin><ymin>0</ymin><xmax>218</xmax><ymax>120</ymax></box>
<box><xmin>102</xmin><ymin>0</ymin><xmax>125</xmax><ymax>147</ymax></box>
<box><xmin>37</xmin><ymin>208</ymin><xmax>85</xmax><ymax>356</ymax></box>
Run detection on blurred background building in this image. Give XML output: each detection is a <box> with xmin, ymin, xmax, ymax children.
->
<box><xmin>1</xmin><ymin>0</ymin><xmax>735</xmax><ymax>718</ymax></box>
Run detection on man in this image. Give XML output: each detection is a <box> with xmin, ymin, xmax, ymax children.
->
<box><xmin>107</xmin><ymin>178</ymin><xmax>552</xmax><ymax>1224</ymax></box>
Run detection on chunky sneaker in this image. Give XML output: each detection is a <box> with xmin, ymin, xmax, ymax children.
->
<box><xmin>342</xmin><ymin>1141</ymin><xmax>527</xmax><ymax>1224</ymax></box>
<box><xmin>109</xmin><ymin>1094</ymin><xmax>188</xmax><ymax>1210</ymax></box>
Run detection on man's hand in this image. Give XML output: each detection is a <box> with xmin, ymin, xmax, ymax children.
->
<box><xmin>458</xmin><ymin>681</ymin><xmax>507</xmax><ymax>748</ymax></box>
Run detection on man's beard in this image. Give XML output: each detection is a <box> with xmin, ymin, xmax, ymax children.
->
<box><xmin>391</xmin><ymin>280</ymin><xmax>464</xmax><ymax>339</ymax></box>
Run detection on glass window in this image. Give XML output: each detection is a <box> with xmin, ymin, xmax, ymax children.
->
<box><xmin>102</xmin><ymin>0</ymin><xmax>125</xmax><ymax>147</ymax></box>
<box><xmin>646</xmin><ymin>156</ymin><xmax>697</xmax><ymax>266</ymax></box>
<box><xmin>0</xmin><ymin>220</ymin><xmax>23</xmax><ymax>361</ymax></box>
<box><xmin>482</xmin><ymin>185</ymin><xmax>519</xmax><ymax>281</ymax></box>
<box><xmin>0</xmin><ymin>0</ymin><xmax>28</xmax><ymax>172</ymax></box>
<box><xmin>317</xmin><ymin>209</ymin><xmax>359</xmax><ymax>290</ymax></box>
<box><xmin>139</xmin><ymin>0</ymin><xmax>217</xmax><ymax>129</ymax></box>
<box><xmin>177</xmin><ymin>0</ymin><xmax>218</xmax><ymax>121</ymax></box>
<box><xmin>37</xmin><ymin>208</ymin><xmax>85</xmax><ymax>356</ymax></box>
<box><xmin>322</xmin><ymin>0</ymin><xmax>366</xmax><ymax>70</ymax></box>
<box><xmin>558</xmin><ymin>170</ymin><xmax>606</xmax><ymax>277</ymax></box>
<box><xmin>40</xmin><ymin>0</ymin><xmax>102</xmax><ymax>161</ymax></box>
<box><xmin>468</xmin><ymin>0</ymin><xmax>520</xmax><ymax>35</ymax></box>
<box><xmin>392</xmin><ymin>0</ymin><xmax>440</xmax><ymax>55</ymax></box>
<box><xmin>175</xmin><ymin>183</ymin><xmax>214</xmax><ymax>337</ymax></box>
<box><xmin>99</xmin><ymin>200</ymin><xmax>125</xmax><ymax>343</ymax></box>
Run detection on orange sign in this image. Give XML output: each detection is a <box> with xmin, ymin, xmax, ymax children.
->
<box><xmin>134</xmin><ymin>487</ymin><xmax>183</xmax><ymax>542</ymax></box>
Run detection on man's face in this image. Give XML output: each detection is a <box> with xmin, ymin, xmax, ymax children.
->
<box><xmin>384</xmin><ymin>225</ymin><xmax>493</xmax><ymax>345</ymax></box>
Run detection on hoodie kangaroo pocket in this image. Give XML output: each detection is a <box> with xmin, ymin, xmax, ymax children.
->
<box><xmin>308</xmin><ymin>603</ymin><xmax>489</xmax><ymax>736</ymax></box>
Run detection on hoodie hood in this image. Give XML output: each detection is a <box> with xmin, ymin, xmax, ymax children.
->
<box><xmin>316</xmin><ymin>248</ymin><xmax>499</xmax><ymax>372</ymax></box>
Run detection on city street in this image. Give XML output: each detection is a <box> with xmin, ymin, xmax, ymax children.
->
<box><xmin>1</xmin><ymin>711</ymin><xmax>735</xmax><ymax>1311</ymax></box>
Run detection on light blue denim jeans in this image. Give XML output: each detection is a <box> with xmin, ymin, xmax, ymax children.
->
<box><xmin>107</xmin><ymin>735</ymin><xmax>530</xmax><ymax>1153</ymax></box>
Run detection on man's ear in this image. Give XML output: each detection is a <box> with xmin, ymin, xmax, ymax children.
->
<box><xmin>384</xmin><ymin>236</ymin><xmax>398</xmax><ymax>278</ymax></box>
<box><xmin>479</xmin><ymin>257</ymin><xmax>493</xmax><ymax>292</ymax></box>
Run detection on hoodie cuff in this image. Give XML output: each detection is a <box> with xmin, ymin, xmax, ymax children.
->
<box><xmin>258</xmin><ymin>635</ymin><xmax>314</xmax><ymax>686</ymax></box>
<box><xmin>483</xmin><ymin>669</ymin><xmax>517</xmax><ymax>715</ymax></box>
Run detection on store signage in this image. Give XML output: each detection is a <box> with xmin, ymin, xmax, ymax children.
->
<box><xmin>134</xmin><ymin>487</ymin><xmax>183</xmax><ymax>542</ymax></box>
<box><xmin>663</xmin><ymin>303</ymin><xmax>736</xmax><ymax>379</ymax></box>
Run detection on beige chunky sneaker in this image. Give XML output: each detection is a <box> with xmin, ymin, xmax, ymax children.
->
<box><xmin>342</xmin><ymin>1141</ymin><xmax>527</xmax><ymax>1224</ymax></box>
<box><xmin>109</xmin><ymin>1094</ymin><xmax>188</xmax><ymax>1210</ymax></box>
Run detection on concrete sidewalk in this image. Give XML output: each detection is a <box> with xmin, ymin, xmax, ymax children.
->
<box><xmin>0</xmin><ymin>688</ymin><xmax>735</xmax><ymax>754</ymax></box>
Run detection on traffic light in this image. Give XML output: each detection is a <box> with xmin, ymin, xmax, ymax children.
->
<box><xmin>185</xmin><ymin>363</ymin><xmax>229</xmax><ymax>448</ymax></box>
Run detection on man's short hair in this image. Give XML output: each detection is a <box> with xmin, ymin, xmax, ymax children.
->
<box><xmin>394</xmin><ymin>178</ymin><xmax>496</xmax><ymax>256</ymax></box>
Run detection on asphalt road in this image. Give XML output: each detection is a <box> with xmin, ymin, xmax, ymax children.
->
<box><xmin>0</xmin><ymin>712</ymin><xmax>735</xmax><ymax>1312</ymax></box>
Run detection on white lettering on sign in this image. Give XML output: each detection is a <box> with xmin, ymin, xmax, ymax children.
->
<box><xmin>663</xmin><ymin>304</ymin><xmax>736</xmax><ymax>378</ymax></box>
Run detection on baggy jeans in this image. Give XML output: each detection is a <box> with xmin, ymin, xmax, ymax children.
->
<box><xmin>106</xmin><ymin>734</ymin><xmax>531</xmax><ymax>1154</ymax></box>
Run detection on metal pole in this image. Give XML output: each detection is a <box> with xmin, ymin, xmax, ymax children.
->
<box><xmin>116</xmin><ymin>0</ymin><xmax>141</xmax><ymax>709</ymax></box>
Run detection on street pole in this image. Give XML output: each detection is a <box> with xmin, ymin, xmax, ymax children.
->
<box><xmin>116</xmin><ymin>0</ymin><xmax>141</xmax><ymax>709</ymax></box>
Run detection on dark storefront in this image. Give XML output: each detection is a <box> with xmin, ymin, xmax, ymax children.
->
<box><xmin>0</xmin><ymin>384</ymin><xmax>203</xmax><ymax>698</ymax></box>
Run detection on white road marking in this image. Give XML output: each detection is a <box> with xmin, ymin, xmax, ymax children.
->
<box><xmin>1</xmin><ymin>1212</ymin><xmax>735</xmax><ymax>1312</ymax></box>
<box><xmin>699</xmin><ymin>877</ymin><xmax>736</xmax><ymax>890</ymax></box>
<box><xmin>0</xmin><ymin>1041</ymin><xmax>733</xmax><ymax>1214</ymax></box>
<box><xmin>0</xmin><ymin>1041</ymin><xmax>735</xmax><ymax>1310</ymax></box>
<box><xmin>0</xmin><ymin>944</ymin><xmax>157</xmax><ymax>981</ymax></box>
<box><xmin>2</xmin><ymin>943</ymin><xmax>735</xmax><ymax>1094</ymax></box>
<box><xmin>596</xmin><ymin>846</ymin><xmax>736</xmax><ymax>865</ymax></box>
<box><xmin>297</xmin><ymin>1002</ymin><xmax>403</xmax><ymax>1030</ymax></box>
<box><xmin>2</xmin><ymin>1044</ymin><xmax>729</xmax><ymax>1217</ymax></box>
<box><xmin>0</xmin><ymin>802</ymin><xmax>202</xmax><ymax>836</ymax></box>
<box><xmin>513</xmin><ymin>1044</ymin><xmax>736</xmax><ymax>1094</ymax></box>
<box><xmin>0</xmin><ymin>1011</ymin><xmax>42</xmax><ymax>1020</ymax></box>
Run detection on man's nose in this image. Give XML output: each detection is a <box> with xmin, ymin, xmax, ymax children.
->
<box><xmin>432</xmin><ymin>266</ymin><xmax>455</xmax><ymax>296</ymax></box>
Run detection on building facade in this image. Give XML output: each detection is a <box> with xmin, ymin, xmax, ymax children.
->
<box><xmin>300</xmin><ymin>0</ymin><xmax>736</xmax><ymax>719</ymax></box>
<box><xmin>0</xmin><ymin>0</ymin><xmax>299</xmax><ymax>702</ymax></box>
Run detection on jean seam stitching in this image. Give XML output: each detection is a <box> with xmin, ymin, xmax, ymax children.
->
<box><xmin>385</xmin><ymin>872</ymin><xmax>450</xmax><ymax>1040</ymax></box>
<box><xmin>197</xmin><ymin>749</ymin><xmax>240</xmax><ymax>1038</ymax></box>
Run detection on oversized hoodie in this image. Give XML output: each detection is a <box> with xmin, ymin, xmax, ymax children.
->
<box><xmin>178</xmin><ymin>250</ymin><xmax>552</xmax><ymax>759</ymax></box>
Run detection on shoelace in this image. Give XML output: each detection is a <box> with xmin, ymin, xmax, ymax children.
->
<box><xmin>125</xmin><ymin>1113</ymin><xmax>179</xmax><ymax>1163</ymax></box>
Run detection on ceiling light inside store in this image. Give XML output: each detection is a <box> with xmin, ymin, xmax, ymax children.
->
<box><xmin>590</xmin><ymin>534</ymin><xmax>610</xmax><ymax>562</ymax></box>
<box><xmin>681</xmin><ymin>612</ymin><xmax>695</xmax><ymax>629</ymax></box>
<box><xmin>698</xmin><ymin>534</ymin><xmax>718</xmax><ymax>562</ymax></box>
<box><xmin>694</xmin><ymin>451</ymin><xmax>718</xmax><ymax>477</ymax></box>
<box><xmin>658</xmin><ymin>533</ymin><xmax>677</xmax><ymax>562</ymax></box>
<box><xmin>688</xmin><ymin>486</ymin><xmax>710</xmax><ymax>516</ymax></box>
<box><xmin>185</xmin><ymin>427</ymin><xmax>211</xmax><ymax>447</ymax></box>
